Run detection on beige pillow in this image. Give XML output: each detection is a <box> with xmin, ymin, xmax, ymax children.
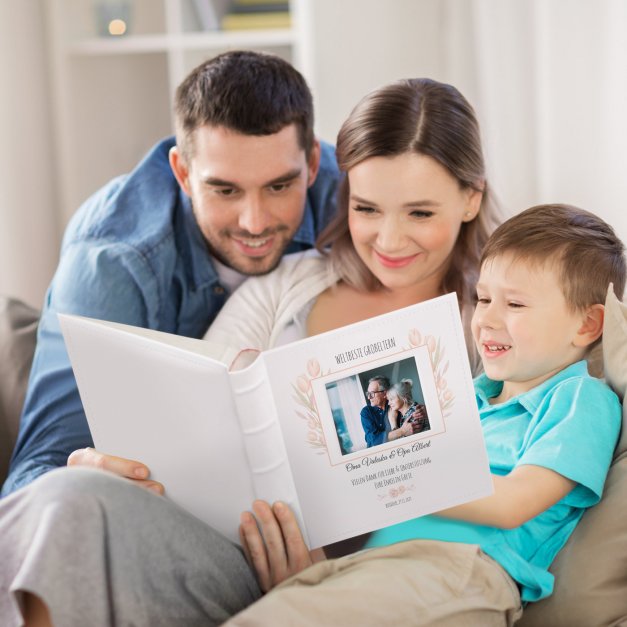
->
<box><xmin>0</xmin><ymin>297</ymin><xmax>39</xmax><ymax>484</ymax></box>
<box><xmin>518</xmin><ymin>286</ymin><xmax>627</xmax><ymax>627</ymax></box>
<box><xmin>601</xmin><ymin>285</ymin><xmax>627</xmax><ymax>456</ymax></box>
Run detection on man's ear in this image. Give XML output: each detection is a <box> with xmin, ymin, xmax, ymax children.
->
<box><xmin>306</xmin><ymin>139</ymin><xmax>321</xmax><ymax>188</ymax></box>
<box><xmin>573</xmin><ymin>304</ymin><xmax>605</xmax><ymax>347</ymax></box>
<box><xmin>169</xmin><ymin>146</ymin><xmax>191</xmax><ymax>196</ymax></box>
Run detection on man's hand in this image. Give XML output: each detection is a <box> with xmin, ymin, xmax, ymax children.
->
<box><xmin>239</xmin><ymin>500</ymin><xmax>323</xmax><ymax>592</ymax></box>
<box><xmin>67</xmin><ymin>447</ymin><xmax>164</xmax><ymax>494</ymax></box>
<box><xmin>400</xmin><ymin>419</ymin><xmax>420</xmax><ymax>437</ymax></box>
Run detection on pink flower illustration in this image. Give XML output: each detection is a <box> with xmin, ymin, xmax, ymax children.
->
<box><xmin>297</xmin><ymin>375</ymin><xmax>311</xmax><ymax>393</ymax></box>
<box><xmin>426</xmin><ymin>335</ymin><xmax>437</xmax><ymax>354</ymax></box>
<box><xmin>408</xmin><ymin>329</ymin><xmax>422</xmax><ymax>347</ymax></box>
<box><xmin>307</xmin><ymin>358</ymin><xmax>321</xmax><ymax>378</ymax></box>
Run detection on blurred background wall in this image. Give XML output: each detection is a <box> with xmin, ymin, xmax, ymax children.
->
<box><xmin>1</xmin><ymin>0</ymin><xmax>625</xmax><ymax>307</ymax></box>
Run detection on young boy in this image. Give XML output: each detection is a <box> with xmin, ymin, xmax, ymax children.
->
<box><xmin>229</xmin><ymin>204</ymin><xmax>625</xmax><ymax>626</ymax></box>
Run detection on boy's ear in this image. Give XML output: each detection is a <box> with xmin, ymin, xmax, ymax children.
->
<box><xmin>573</xmin><ymin>304</ymin><xmax>605</xmax><ymax>348</ymax></box>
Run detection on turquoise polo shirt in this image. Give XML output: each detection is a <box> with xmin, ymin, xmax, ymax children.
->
<box><xmin>366</xmin><ymin>361</ymin><xmax>621</xmax><ymax>602</ymax></box>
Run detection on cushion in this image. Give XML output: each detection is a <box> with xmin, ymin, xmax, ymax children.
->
<box><xmin>0</xmin><ymin>296</ymin><xmax>39</xmax><ymax>484</ymax></box>
<box><xmin>601</xmin><ymin>285</ymin><xmax>627</xmax><ymax>456</ymax></box>
<box><xmin>518</xmin><ymin>286</ymin><xmax>627</xmax><ymax>627</ymax></box>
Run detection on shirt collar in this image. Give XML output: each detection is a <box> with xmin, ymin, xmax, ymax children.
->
<box><xmin>475</xmin><ymin>360</ymin><xmax>589</xmax><ymax>412</ymax></box>
<box><xmin>178</xmin><ymin>190</ymin><xmax>220</xmax><ymax>291</ymax></box>
<box><xmin>292</xmin><ymin>192</ymin><xmax>316</xmax><ymax>247</ymax></box>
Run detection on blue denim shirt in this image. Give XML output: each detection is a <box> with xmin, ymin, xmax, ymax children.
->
<box><xmin>2</xmin><ymin>136</ymin><xmax>340</xmax><ymax>496</ymax></box>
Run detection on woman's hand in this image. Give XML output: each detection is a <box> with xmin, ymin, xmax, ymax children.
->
<box><xmin>239</xmin><ymin>500</ymin><xmax>323</xmax><ymax>592</ymax></box>
<box><xmin>67</xmin><ymin>447</ymin><xmax>165</xmax><ymax>494</ymax></box>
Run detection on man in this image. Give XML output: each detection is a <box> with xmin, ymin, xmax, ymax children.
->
<box><xmin>2</xmin><ymin>50</ymin><xmax>340</xmax><ymax>497</ymax></box>
<box><xmin>361</xmin><ymin>375</ymin><xmax>391</xmax><ymax>447</ymax></box>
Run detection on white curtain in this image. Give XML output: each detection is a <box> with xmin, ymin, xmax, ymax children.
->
<box><xmin>0</xmin><ymin>0</ymin><xmax>59</xmax><ymax>308</ymax></box>
<box><xmin>450</xmin><ymin>0</ymin><xmax>627</xmax><ymax>243</ymax></box>
<box><xmin>330</xmin><ymin>376</ymin><xmax>368</xmax><ymax>453</ymax></box>
<box><xmin>2</xmin><ymin>0</ymin><xmax>626</xmax><ymax>308</ymax></box>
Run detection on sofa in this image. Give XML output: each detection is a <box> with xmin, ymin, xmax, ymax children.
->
<box><xmin>0</xmin><ymin>292</ymin><xmax>626</xmax><ymax>626</ymax></box>
<box><xmin>0</xmin><ymin>296</ymin><xmax>38</xmax><ymax>482</ymax></box>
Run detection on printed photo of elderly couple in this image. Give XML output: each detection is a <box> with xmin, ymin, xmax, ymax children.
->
<box><xmin>325</xmin><ymin>356</ymin><xmax>431</xmax><ymax>457</ymax></box>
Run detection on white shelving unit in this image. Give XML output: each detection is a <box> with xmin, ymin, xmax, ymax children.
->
<box><xmin>45</xmin><ymin>0</ymin><xmax>303</xmax><ymax>223</ymax></box>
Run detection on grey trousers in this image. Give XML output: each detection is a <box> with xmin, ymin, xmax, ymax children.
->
<box><xmin>0</xmin><ymin>467</ymin><xmax>261</xmax><ymax>627</ymax></box>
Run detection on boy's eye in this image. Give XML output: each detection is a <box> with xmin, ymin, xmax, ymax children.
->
<box><xmin>508</xmin><ymin>302</ymin><xmax>525</xmax><ymax>309</ymax></box>
<box><xmin>476</xmin><ymin>297</ymin><xmax>490</xmax><ymax>304</ymax></box>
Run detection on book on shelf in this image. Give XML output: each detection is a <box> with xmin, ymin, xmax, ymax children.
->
<box><xmin>59</xmin><ymin>292</ymin><xmax>492</xmax><ymax>549</ymax></box>
<box><xmin>229</xmin><ymin>1</ymin><xmax>289</xmax><ymax>13</ymax></box>
<box><xmin>221</xmin><ymin>10</ymin><xmax>291</xmax><ymax>30</ymax></box>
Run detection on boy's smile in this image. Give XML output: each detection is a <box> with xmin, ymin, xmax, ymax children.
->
<box><xmin>471</xmin><ymin>253</ymin><xmax>591</xmax><ymax>402</ymax></box>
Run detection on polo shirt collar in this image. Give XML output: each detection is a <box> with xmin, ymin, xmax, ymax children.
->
<box><xmin>475</xmin><ymin>360</ymin><xmax>589</xmax><ymax>413</ymax></box>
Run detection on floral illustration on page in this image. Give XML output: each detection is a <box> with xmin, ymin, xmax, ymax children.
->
<box><xmin>408</xmin><ymin>330</ymin><xmax>454</xmax><ymax>415</ymax></box>
<box><xmin>291</xmin><ymin>358</ymin><xmax>328</xmax><ymax>454</ymax></box>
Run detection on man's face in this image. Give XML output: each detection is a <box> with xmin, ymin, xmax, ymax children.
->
<box><xmin>366</xmin><ymin>382</ymin><xmax>387</xmax><ymax>409</ymax></box>
<box><xmin>170</xmin><ymin>124</ymin><xmax>320</xmax><ymax>276</ymax></box>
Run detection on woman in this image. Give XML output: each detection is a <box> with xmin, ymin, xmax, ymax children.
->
<box><xmin>13</xmin><ymin>78</ymin><xmax>501</xmax><ymax>627</ymax></box>
<box><xmin>385</xmin><ymin>378</ymin><xmax>430</xmax><ymax>437</ymax></box>
<box><xmin>205</xmin><ymin>78</ymin><xmax>499</xmax><ymax>374</ymax></box>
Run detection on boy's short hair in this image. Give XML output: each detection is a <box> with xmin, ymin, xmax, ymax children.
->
<box><xmin>174</xmin><ymin>50</ymin><xmax>314</xmax><ymax>162</ymax></box>
<box><xmin>481</xmin><ymin>204</ymin><xmax>626</xmax><ymax>310</ymax></box>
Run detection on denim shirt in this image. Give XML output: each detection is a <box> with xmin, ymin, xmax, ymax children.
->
<box><xmin>2</xmin><ymin>136</ymin><xmax>340</xmax><ymax>496</ymax></box>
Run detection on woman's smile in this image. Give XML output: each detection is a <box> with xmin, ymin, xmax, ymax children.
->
<box><xmin>374</xmin><ymin>250</ymin><xmax>421</xmax><ymax>268</ymax></box>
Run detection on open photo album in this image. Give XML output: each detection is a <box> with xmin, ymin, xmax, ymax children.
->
<box><xmin>59</xmin><ymin>292</ymin><xmax>492</xmax><ymax>548</ymax></box>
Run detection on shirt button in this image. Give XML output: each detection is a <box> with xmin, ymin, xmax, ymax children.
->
<box><xmin>213</xmin><ymin>285</ymin><xmax>225</xmax><ymax>295</ymax></box>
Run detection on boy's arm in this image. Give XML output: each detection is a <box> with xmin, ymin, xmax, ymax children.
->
<box><xmin>438</xmin><ymin>464</ymin><xmax>576</xmax><ymax>529</ymax></box>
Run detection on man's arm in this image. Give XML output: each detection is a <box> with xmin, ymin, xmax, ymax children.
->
<box><xmin>360</xmin><ymin>406</ymin><xmax>386</xmax><ymax>448</ymax></box>
<box><xmin>2</xmin><ymin>240</ymin><xmax>159</xmax><ymax>496</ymax></box>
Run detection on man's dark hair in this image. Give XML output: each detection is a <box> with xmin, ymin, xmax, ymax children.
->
<box><xmin>174</xmin><ymin>50</ymin><xmax>314</xmax><ymax>161</ymax></box>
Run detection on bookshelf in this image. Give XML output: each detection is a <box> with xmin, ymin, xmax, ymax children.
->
<box><xmin>45</xmin><ymin>0</ymin><xmax>304</xmax><ymax>224</ymax></box>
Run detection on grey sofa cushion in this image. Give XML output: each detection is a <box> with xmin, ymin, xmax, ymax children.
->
<box><xmin>0</xmin><ymin>296</ymin><xmax>39</xmax><ymax>484</ymax></box>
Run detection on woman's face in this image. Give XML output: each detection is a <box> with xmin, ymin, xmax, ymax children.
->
<box><xmin>387</xmin><ymin>392</ymin><xmax>403</xmax><ymax>412</ymax></box>
<box><xmin>347</xmin><ymin>153</ymin><xmax>481</xmax><ymax>296</ymax></box>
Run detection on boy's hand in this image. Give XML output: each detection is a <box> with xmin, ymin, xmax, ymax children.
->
<box><xmin>239</xmin><ymin>500</ymin><xmax>322</xmax><ymax>592</ymax></box>
<box><xmin>67</xmin><ymin>447</ymin><xmax>165</xmax><ymax>494</ymax></box>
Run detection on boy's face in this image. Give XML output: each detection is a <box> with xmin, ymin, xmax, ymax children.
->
<box><xmin>471</xmin><ymin>253</ymin><xmax>587</xmax><ymax>399</ymax></box>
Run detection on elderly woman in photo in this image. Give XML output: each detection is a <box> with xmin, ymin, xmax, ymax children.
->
<box><xmin>386</xmin><ymin>378</ymin><xmax>430</xmax><ymax>439</ymax></box>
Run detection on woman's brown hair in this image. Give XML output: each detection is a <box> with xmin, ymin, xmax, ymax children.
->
<box><xmin>317</xmin><ymin>78</ymin><xmax>500</xmax><ymax>310</ymax></box>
